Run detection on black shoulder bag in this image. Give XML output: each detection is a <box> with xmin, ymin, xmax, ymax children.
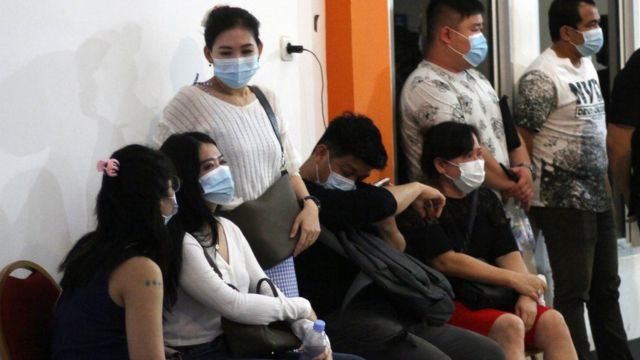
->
<box><xmin>200</xmin><ymin>244</ymin><xmax>301</xmax><ymax>358</ymax></box>
<box><xmin>447</xmin><ymin>191</ymin><xmax>519</xmax><ymax>311</ymax></box>
<box><xmin>217</xmin><ymin>86</ymin><xmax>300</xmax><ymax>269</ymax></box>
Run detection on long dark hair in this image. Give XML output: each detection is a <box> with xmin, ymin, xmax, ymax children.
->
<box><xmin>59</xmin><ymin>144</ymin><xmax>180</xmax><ymax>307</ymax></box>
<box><xmin>160</xmin><ymin>133</ymin><xmax>221</xmax><ymax>273</ymax></box>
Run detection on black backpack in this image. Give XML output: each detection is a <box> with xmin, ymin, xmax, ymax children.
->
<box><xmin>319</xmin><ymin>227</ymin><xmax>455</xmax><ymax>326</ymax></box>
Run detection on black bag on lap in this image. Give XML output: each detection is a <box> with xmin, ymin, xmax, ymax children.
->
<box><xmin>448</xmin><ymin>276</ymin><xmax>519</xmax><ymax>311</ymax></box>
<box><xmin>320</xmin><ymin>227</ymin><xmax>455</xmax><ymax>325</ymax></box>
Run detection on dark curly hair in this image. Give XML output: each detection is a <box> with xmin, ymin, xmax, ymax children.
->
<box><xmin>316</xmin><ymin>112</ymin><xmax>387</xmax><ymax>169</ymax></box>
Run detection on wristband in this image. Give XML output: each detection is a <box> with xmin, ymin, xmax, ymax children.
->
<box><xmin>516</xmin><ymin>163</ymin><xmax>533</xmax><ymax>172</ymax></box>
<box><xmin>301</xmin><ymin>195</ymin><xmax>321</xmax><ymax>211</ymax></box>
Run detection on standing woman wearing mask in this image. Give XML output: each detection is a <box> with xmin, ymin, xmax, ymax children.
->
<box><xmin>153</xmin><ymin>6</ymin><xmax>319</xmax><ymax>296</ymax></box>
<box><xmin>397</xmin><ymin>122</ymin><xmax>576</xmax><ymax>360</ymax></box>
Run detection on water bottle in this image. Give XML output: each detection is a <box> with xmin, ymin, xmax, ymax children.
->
<box><xmin>300</xmin><ymin>320</ymin><xmax>327</xmax><ymax>360</ymax></box>
<box><xmin>505</xmin><ymin>199</ymin><xmax>536</xmax><ymax>252</ymax></box>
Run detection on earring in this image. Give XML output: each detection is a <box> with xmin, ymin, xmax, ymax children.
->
<box><xmin>209</xmin><ymin>63</ymin><xmax>212</xmax><ymax>67</ymax></box>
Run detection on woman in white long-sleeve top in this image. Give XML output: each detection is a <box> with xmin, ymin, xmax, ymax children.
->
<box><xmin>160</xmin><ymin>132</ymin><xmax>364</xmax><ymax>360</ymax></box>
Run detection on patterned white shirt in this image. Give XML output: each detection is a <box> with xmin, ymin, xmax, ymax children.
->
<box><xmin>514</xmin><ymin>48</ymin><xmax>610</xmax><ymax>211</ymax></box>
<box><xmin>400</xmin><ymin>60</ymin><xmax>508</xmax><ymax>181</ymax></box>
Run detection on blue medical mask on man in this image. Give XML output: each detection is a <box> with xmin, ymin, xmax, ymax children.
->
<box><xmin>199</xmin><ymin>165</ymin><xmax>235</xmax><ymax>205</ymax></box>
<box><xmin>448</xmin><ymin>28</ymin><xmax>489</xmax><ymax>67</ymax></box>
<box><xmin>213</xmin><ymin>55</ymin><xmax>260</xmax><ymax>89</ymax></box>
<box><xmin>316</xmin><ymin>153</ymin><xmax>357</xmax><ymax>191</ymax></box>
<box><xmin>570</xmin><ymin>27</ymin><xmax>604</xmax><ymax>57</ymax></box>
<box><xmin>162</xmin><ymin>195</ymin><xmax>179</xmax><ymax>225</ymax></box>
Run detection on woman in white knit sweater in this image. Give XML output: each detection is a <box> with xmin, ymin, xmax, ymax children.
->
<box><xmin>159</xmin><ymin>132</ymin><xmax>366</xmax><ymax>360</ymax></box>
<box><xmin>153</xmin><ymin>6</ymin><xmax>320</xmax><ymax>297</ymax></box>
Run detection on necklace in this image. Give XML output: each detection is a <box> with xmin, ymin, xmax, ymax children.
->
<box><xmin>196</xmin><ymin>78</ymin><xmax>253</xmax><ymax>106</ymax></box>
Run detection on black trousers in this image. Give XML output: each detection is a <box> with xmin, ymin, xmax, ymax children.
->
<box><xmin>530</xmin><ymin>207</ymin><xmax>632</xmax><ymax>360</ymax></box>
<box><xmin>325</xmin><ymin>297</ymin><xmax>505</xmax><ymax>360</ymax></box>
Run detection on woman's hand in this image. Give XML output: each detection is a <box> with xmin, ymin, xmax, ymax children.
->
<box><xmin>307</xmin><ymin>308</ymin><xmax>318</xmax><ymax>322</ymax></box>
<box><xmin>291</xmin><ymin>201</ymin><xmax>321</xmax><ymax>256</ymax></box>
<box><xmin>515</xmin><ymin>295</ymin><xmax>538</xmax><ymax>331</ymax></box>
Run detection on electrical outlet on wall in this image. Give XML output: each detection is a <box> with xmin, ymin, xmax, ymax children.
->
<box><xmin>280</xmin><ymin>36</ymin><xmax>293</xmax><ymax>61</ymax></box>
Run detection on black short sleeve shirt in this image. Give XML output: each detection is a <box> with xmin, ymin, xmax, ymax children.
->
<box><xmin>400</xmin><ymin>188</ymin><xmax>518</xmax><ymax>264</ymax></box>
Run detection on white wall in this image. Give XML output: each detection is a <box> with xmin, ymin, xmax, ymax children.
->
<box><xmin>0</xmin><ymin>0</ymin><xmax>326</xmax><ymax>279</ymax></box>
<box><xmin>511</xmin><ymin>0</ymin><xmax>541</xmax><ymax>82</ymax></box>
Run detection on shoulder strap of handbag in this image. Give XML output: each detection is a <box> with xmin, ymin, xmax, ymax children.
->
<box><xmin>249</xmin><ymin>86</ymin><xmax>286</xmax><ymax>172</ymax></box>
<box><xmin>200</xmin><ymin>243</ymin><xmax>239</xmax><ymax>291</ymax></box>
<box><xmin>199</xmin><ymin>241</ymin><xmax>278</xmax><ymax>296</ymax></box>
<box><xmin>464</xmin><ymin>190</ymin><xmax>480</xmax><ymax>250</ymax></box>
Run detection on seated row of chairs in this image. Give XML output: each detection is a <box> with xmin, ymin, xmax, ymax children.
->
<box><xmin>0</xmin><ymin>260</ymin><xmax>545</xmax><ymax>360</ymax></box>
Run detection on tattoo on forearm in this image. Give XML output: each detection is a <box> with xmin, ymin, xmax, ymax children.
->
<box><xmin>144</xmin><ymin>279</ymin><xmax>163</xmax><ymax>287</ymax></box>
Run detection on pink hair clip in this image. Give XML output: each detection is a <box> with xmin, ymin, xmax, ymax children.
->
<box><xmin>96</xmin><ymin>159</ymin><xmax>120</xmax><ymax>177</ymax></box>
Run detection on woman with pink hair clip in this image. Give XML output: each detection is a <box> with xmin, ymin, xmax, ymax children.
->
<box><xmin>51</xmin><ymin>145</ymin><xmax>181</xmax><ymax>360</ymax></box>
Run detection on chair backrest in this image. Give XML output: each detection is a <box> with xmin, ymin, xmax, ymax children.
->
<box><xmin>0</xmin><ymin>260</ymin><xmax>61</xmax><ymax>360</ymax></box>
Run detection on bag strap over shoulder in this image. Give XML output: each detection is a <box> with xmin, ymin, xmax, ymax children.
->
<box><xmin>249</xmin><ymin>86</ymin><xmax>285</xmax><ymax>170</ymax></box>
<box><xmin>464</xmin><ymin>190</ymin><xmax>480</xmax><ymax>250</ymax></box>
<box><xmin>199</xmin><ymin>237</ymin><xmax>278</xmax><ymax>295</ymax></box>
<box><xmin>200</xmin><ymin>242</ymin><xmax>239</xmax><ymax>291</ymax></box>
<box><xmin>248</xmin><ymin>86</ymin><xmax>281</xmax><ymax>146</ymax></box>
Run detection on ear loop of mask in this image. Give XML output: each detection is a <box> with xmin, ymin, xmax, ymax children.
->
<box><xmin>446</xmin><ymin>27</ymin><xmax>471</xmax><ymax>58</ymax></box>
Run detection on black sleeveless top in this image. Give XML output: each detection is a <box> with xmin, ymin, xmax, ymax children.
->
<box><xmin>51</xmin><ymin>275</ymin><xmax>129</xmax><ymax>359</ymax></box>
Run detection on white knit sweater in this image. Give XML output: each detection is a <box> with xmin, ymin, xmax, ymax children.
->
<box><xmin>153</xmin><ymin>85</ymin><xmax>302</xmax><ymax>203</ymax></box>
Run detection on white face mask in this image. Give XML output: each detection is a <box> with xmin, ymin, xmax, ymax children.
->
<box><xmin>162</xmin><ymin>195</ymin><xmax>179</xmax><ymax>225</ymax></box>
<box><xmin>444</xmin><ymin>159</ymin><xmax>485</xmax><ymax>195</ymax></box>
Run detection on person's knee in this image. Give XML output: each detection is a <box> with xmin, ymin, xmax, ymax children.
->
<box><xmin>536</xmin><ymin>309</ymin><xmax>572</xmax><ymax>342</ymax></box>
<box><xmin>490</xmin><ymin>314</ymin><xmax>525</xmax><ymax>343</ymax></box>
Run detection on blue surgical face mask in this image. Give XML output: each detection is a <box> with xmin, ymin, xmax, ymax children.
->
<box><xmin>571</xmin><ymin>27</ymin><xmax>604</xmax><ymax>57</ymax></box>
<box><xmin>199</xmin><ymin>165</ymin><xmax>235</xmax><ymax>205</ymax></box>
<box><xmin>448</xmin><ymin>29</ymin><xmax>489</xmax><ymax>67</ymax></box>
<box><xmin>324</xmin><ymin>171</ymin><xmax>357</xmax><ymax>191</ymax></box>
<box><xmin>213</xmin><ymin>55</ymin><xmax>260</xmax><ymax>89</ymax></box>
<box><xmin>316</xmin><ymin>154</ymin><xmax>357</xmax><ymax>191</ymax></box>
<box><xmin>162</xmin><ymin>195</ymin><xmax>179</xmax><ymax>225</ymax></box>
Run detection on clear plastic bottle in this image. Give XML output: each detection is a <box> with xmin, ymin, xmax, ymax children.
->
<box><xmin>505</xmin><ymin>199</ymin><xmax>536</xmax><ymax>252</ymax></box>
<box><xmin>300</xmin><ymin>320</ymin><xmax>327</xmax><ymax>360</ymax></box>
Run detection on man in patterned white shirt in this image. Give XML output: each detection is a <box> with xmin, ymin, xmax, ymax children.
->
<box><xmin>514</xmin><ymin>1</ymin><xmax>632</xmax><ymax>359</ymax></box>
<box><xmin>400</xmin><ymin>0</ymin><xmax>533</xmax><ymax>205</ymax></box>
